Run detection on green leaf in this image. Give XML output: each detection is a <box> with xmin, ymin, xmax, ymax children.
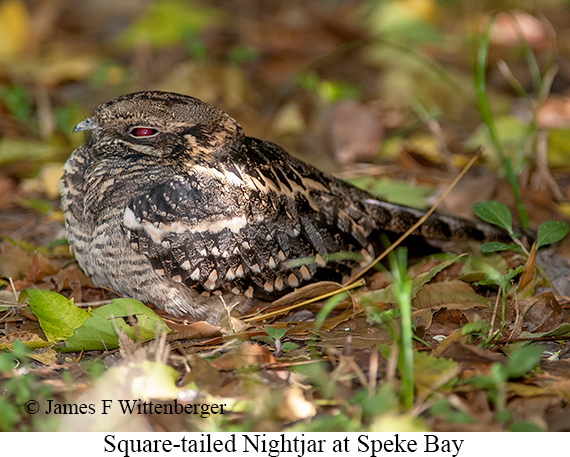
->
<box><xmin>63</xmin><ymin>298</ymin><xmax>170</xmax><ymax>352</ymax></box>
<box><xmin>472</xmin><ymin>201</ymin><xmax>513</xmax><ymax>233</ymax></box>
<box><xmin>21</xmin><ymin>289</ymin><xmax>89</xmax><ymax>342</ymax></box>
<box><xmin>0</xmin><ymin>84</ymin><xmax>32</xmax><ymax>121</ymax></box>
<box><xmin>0</xmin><ymin>139</ymin><xmax>58</xmax><ymax>167</ymax></box>
<box><xmin>480</xmin><ymin>242</ymin><xmax>520</xmax><ymax>253</ymax></box>
<box><xmin>118</xmin><ymin>0</ymin><xmax>221</xmax><ymax>48</ymax></box>
<box><xmin>347</xmin><ymin>176</ymin><xmax>434</xmax><ymax>208</ymax></box>
<box><xmin>413</xmin><ymin>351</ymin><xmax>459</xmax><ymax>396</ymax></box>
<box><xmin>251</xmin><ymin>335</ymin><xmax>272</xmax><ymax>344</ymax></box>
<box><xmin>281</xmin><ymin>342</ymin><xmax>299</xmax><ymax>352</ymax></box>
<box><xmin>428</xmin><ymin>399</ymin><xmax>475</xmax><ymax>424</ymax></box>
<box><xmin>508</xmin><ymin>421</ymin><xmax>544</xmax><ymax>432</ymax></box>
<box><xmin>506</xmin><ymin>345</ymin><xmax>543</xmax><ymax>379</ymax></box>
<box><xmin>536</xmin><ymin>220</ymin><xmax>569</xmax><ymax>250</ymax></box>
<box><xmin>266</xmin><ymin>326</ymin><xmax>286</xmax><ymax>340</ymax></box>
<box><xmin>519</xmin><ymin>323</ymin><xmax>570</xmax><ymax>340</ymax></box>
<box><xmin>462</xmin><ymin>321</ymin><xmax>492</xmax><ymax>336</ymax></box>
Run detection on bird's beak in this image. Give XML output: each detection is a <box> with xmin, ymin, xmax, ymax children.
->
<box><xmin>73</xmin><ymin>117</ymin><xmax>97</xmax><ymax>133</ymax></box>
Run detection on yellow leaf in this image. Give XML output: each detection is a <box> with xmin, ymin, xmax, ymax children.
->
<box><xmin>558</xmin><ymin>202</ymin><xmax>570</xmax><ymax>219</ymax></box>
<box><xmin>21</xmin><ymin>162</ymin><xmax>64</xmax><ymax>199</ymax></box>
<box><xmin>28</xmin><ymin>347</ymin><xmax>58</xmax><ymax>365</ymax></box>
<box><xmin>0</xmin><ymin>0</ymin><xmax>30</xmax><ymax>57</ymax></box>
<box><xmin>370</xmin><ymin>413</ymin><xmax>429</xmax><ymax>432</ymax></box>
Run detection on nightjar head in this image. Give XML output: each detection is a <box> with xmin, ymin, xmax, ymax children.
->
<box><xmin>74</xmin><ymin>91</ymin><xmax>244</xmax><ymax>159</ymax></box>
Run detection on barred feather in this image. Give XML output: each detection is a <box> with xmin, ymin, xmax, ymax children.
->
<box><xmin>60</xmin><ymin>91</ymin><xmax>510</xmax><ymax>319</ymax></box>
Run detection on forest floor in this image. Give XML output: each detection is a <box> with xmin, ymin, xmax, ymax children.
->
<box><xmin>2</xmin><ymin>0</ymin><xmax>570</xmax><ymax>432</ymax></box>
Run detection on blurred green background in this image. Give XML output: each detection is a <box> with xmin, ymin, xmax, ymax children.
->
<box><xmin>1</xmin><ymin>0</ymin><xmax>570</xmax><ymax>219</ymax></box>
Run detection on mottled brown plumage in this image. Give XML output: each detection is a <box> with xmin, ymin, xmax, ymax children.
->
<box><xmin>60</xmin><ymin>91</ymin><xmax>509</xmax><ymax>319</ymax></box>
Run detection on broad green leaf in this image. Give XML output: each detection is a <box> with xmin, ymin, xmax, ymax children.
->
<box><xmin>21</xmin><ymin>289</ymin><xmax>89</xmax><ymax>342</ymax></box>
<box><xmin>480</xmin><ymin>242</ymin><xmax>520</xmax><ymax>254</ymax></box>
<box><xmin>462</xmin><ymin>321</ymin><xmax>492</xmax><ymax>336</ymax></box>
<box><xmin>536</xmin><ymin>220</ymin><xmax>569</xmax><ymax>250</ymax></box>
<box><xmin>347</xmin><ymin>176</ymin><xmax>434</xmax><ymax>208</ymax></box>
<box><xmin>266</xmin><ymin>326</ymin><xmax>286</xmax><ymax>340</ymax></box>
<box><xmin>459</xmin><ymin>255</ymin><xmax>508</xmax><ymax>283</ymax></box>
<box><xmin>281</xmin><ymin>342</ymin><xmax>299</xmax><ymax>352</ymax></box>
<box><xmin>506</xmin><ymin>345</ymin><xmax>543</xmax><ymax>378</ymax></box>
<box><xmin>519</xmin><ymin>323</ymin><xmax>570</xmax><ymax>340</ymax></box>
<box><xmin>63</xmin><ymin>298</ymin><xmax>170</xmax><ymax>352</ymax></box>
<box><xmin>472</xmin><ymin>201</ymin><xmax>513</xmax><ymax>233</ymax></box>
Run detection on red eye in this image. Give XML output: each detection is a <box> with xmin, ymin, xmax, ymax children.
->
<box><xmin>130</xmin><ymin>127</ymin><xmax>158</xmax><ymax>137</ymax></box>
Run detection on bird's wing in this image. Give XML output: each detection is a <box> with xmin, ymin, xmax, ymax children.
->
<box><xmin>122</xmin><ymin>140</ymin><xmax>374</xmax><ymax>299</ymax></box>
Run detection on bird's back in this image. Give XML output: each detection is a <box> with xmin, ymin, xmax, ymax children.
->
<box><xmin>61</xmin><ymin>91</ymin><xmax>511</xmax><ymax>319</ymax></box>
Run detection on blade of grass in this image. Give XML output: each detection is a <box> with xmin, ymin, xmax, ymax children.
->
<box><xmin>309</xmin><ymin>292</ymin><xmax>350</xmax><ymax>355</ymax></box>
<box><xmin>474</xmin><ymin>14</ymin><xmax>529</xmax><ymax>229</ymax></box>
<box><xmin>389</xmin><ymin>248</ymin><xmax>414</xmax><ymax>410</ymax></box>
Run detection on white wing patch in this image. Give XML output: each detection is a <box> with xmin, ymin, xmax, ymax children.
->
<box><xmin>123</xmin><ymin>206</ymin><xmax>248</xmax><ymax>244</ymax></box>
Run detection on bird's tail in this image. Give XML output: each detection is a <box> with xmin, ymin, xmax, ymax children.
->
<box><xmin>362</xmin><ymin>198</ymin><xmax>513</xmax><ymax>243</ymax></box>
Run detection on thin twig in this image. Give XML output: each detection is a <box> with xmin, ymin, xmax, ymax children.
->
<box><xmin>243</xmin><ymin>279</ymin><xmax>365</xmax><ymax>323</ymax></box>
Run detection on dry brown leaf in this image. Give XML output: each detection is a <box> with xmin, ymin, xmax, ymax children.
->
<box><xmin>270</xmin><ymin>281</ymin><xmax>344</xmax><ymax>308</ymax></box>
<box><xmin>488</xmin><ymin>11</ymin><xmax>550</xmax><ymax>49</ymax></box>
<box><xmin>0</xmin><ymin>330</ymin><xmax>47</xmax><ymax>347</ymax></box>
<box><xmin>518</xmin><ymin>242</ymin><xmax>537</xmax><ymax>291</ymax></box>
<box><xmin>538</xmin><ymin>96</ymin><xmax>570</xmax><ymax>128</ymax></box>
<box><xmin>328</xmin><ymin>100</ymin><xmax>383</xmax><ymax>164</ymax></box>
<box><xmin>276</xmin><ymin>386</ymin><xmax>316</xmax><ymax>422</ymax></box>
<box><xmin>318</xmin><ymin>326</ymin><xmax>391</xmax><ymax>350</ymax></box>
<box><xmin>507</xmin><ymin>395</ymin><xmax>562</xmax><ymax>429</ymax></box>
<box><xmin>181</xmin><ymin>353</ymin><xmax>225</xmax><ymax>394</ymax></box>
<box><xmin>412</xmin><ymin>280</ymin><xmax>489</xmax><ymax>311</ymax></box>
<box><xmin>412</xmin><ymin>308</ymin><xmax>433</xmax><ymax>331</ymax></box>
<box><xmin>270</xmin><ymin>305</ymin><xmax>359</xmax><ymax>337</ymax></box>
<box><xmin>0</xmin><ymin>174</ymin><xmax>16</xmax><ymax>208</ymax></box>
<box><xmin>24</xmin><ymin>251</ymin><xmax>57</xmax><ymax>283</ymax></box>
<box><xmin>165</xmin><ymin>320</ymin><xmax>222</xmax><ymax>342</ymax></box>
<box><xmin>438</xmin><ymin>341</ymin><xmax>507</xmax><ymax>364</ymax></box>
<box><xmin>432</xmin><ymin>329</ymin><xmax>467</xmax><ymax>357</ymax></box>
<box><xmin>511</xmin><ymin>292</ymin><xmax>565</xmax><ymax>338</ymax></box>
<box><xmin>209</xmin><ymin>342</ymin><xmax>275</xmax><ymax>371</ymax></box>
<box><xmin>28</xmin><ymin>347</ymin><xmax>58</xmax><ymax>365</ymax></box>
<box><xmin>428</xmin><ymin>308</ymin><xmax>466</xmax><ymax>336</ymax></box>
<box><xmin>51</xmin><ymin>263</ymin><xmax>94</xmax><ymax>303</ymax></box>
<box><xmin>0</xmin><ymin>244</ymin><xmax>31</xmax><ymax>280</ymax></box>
